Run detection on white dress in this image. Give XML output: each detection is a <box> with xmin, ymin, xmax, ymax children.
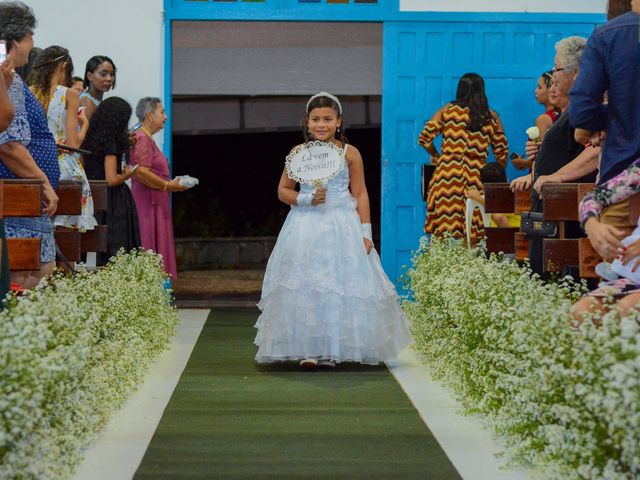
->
<box><xmin>48</xmin><ymin>85</ymin><xmax>97</xmax><ymax>231</ymax></box>
<box><xmin>254</xmin><ymin>145</ymin><xmax>412</xmax><ymax>365</ymax></box>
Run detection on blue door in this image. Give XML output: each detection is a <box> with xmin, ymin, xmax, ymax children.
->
<box><xmin>381</xmin><ymin>18</ymin><xmax>598</xmax><ymax>286</ymax></box>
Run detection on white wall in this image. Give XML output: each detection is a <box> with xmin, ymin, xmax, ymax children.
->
<box><xmin>27</xmin><ymin>0</ymin><xmax>165</xmax><ymax>136</ymax></box>
<box><xmin>400</xmin><ymin>0</ymin><xmax>607</xmax><ymax>13</ymax></box>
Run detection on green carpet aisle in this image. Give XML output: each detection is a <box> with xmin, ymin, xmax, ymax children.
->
<box><xmin>134</xmin><ymin>308</ymin><xmax>462</xmax><ymax>479</ymax></box>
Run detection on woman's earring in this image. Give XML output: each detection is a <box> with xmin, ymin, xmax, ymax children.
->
<box><xmin>336</xmin><ymin>126</ymin><xmax>341</xmax><ymax>135</ymax></box>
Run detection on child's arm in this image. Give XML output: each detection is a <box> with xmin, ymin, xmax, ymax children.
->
<box><xmin>277</xmin><ymin>168</ymin><xmax>325</xmax><ymax>207</ymax></box>
<box><xmin>64</xmin><ymin>88</ymin><xmax>86</xmax><ymax>148</ymax></box>
<box><xmin>347</xmin><ymin>145</ymin><xmax>373</xmax><ymax>253</ymax></box>
<box><xmin>464</xmin><ymin>188</ymin><xmax>484</xmax><ymax>205</ymax></box>
<box><xmin>491</xmin><ymin>213</ymin><xmax>509</xmax><ymax>227</ymax></box>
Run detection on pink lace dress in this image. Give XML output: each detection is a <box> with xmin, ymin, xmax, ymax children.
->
<box><xmin>129</xmin><ymin>131</ymin><xmax>178</xmax><ymax>278</ymax></box>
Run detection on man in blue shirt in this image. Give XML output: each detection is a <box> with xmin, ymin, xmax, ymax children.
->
<box><xmin>568</xmin><ymin>9</ymin><xmax>640</xmax><ymax>185</ymax></box>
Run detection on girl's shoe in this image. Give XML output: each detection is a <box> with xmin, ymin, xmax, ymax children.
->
<box><xmin>318</xmin><ymin>359</ymin><xmax>336</xmax><ymax>368</ymax></box>
<box><xmin>300</xmin><ymin>358</ymin><xmax>318</xmax><ymax>370</ymax></box>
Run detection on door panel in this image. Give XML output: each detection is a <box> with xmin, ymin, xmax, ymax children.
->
<box><xmin>381</xmin><ymin>20</ymin><xmax>597</xmax><ymax>285</ymax></box>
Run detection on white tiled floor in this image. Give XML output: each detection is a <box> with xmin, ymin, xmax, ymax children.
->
<box><xmin>387</xmin><ymin>348</ymin><xmax>530</xmax><ymax>480</ymax></box>
<box><xmin>72</xmin><ymin>309</ymin><xmax>210</xmax><ymax>480</ymax></box>
<box><xmin>73</xmin><ymin>310</ymin><xmax>529</xmax><ymax>480</ymax></box>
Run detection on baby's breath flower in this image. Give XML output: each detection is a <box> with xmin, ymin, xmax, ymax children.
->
<box><xmin>0</xmin><ymin>249</ymin><xmax>177</xmax><ymax>479</ymax></box>
<box><xmin>403</xmin><ymin>237</ymin><xmax>640</xmax><ymax>479</ymax></box>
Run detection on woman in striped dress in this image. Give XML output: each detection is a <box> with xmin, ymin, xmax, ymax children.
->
<box><xmin>419</xmin><ymin>73</ymin><xmax>509</xmax><ymax>244</ymax></box>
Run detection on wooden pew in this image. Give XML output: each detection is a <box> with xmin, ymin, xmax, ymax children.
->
<box><xmin>541</xmin><ymin>183</ymin><xmax>595</xmax><ymax>275</ymax></box>
<box><xmin>54</xmin><ymin>180</ymin><xmax>109</xmax><ymax>265</ymax></box>
<box><xmin>2</xmin><ymin>179</ymin><xmax>43</xmax><ymax>271</ymax></box>
<box><xmin>483</xmin><ymin>183</ymin><xmax>530</xmax><ymax>260</ymax></box>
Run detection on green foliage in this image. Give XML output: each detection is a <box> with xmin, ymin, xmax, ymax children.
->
<box><xmin>404</xmin><ymin>237</ymin><xmax>640</xmax><ymax>479</ymax></box>
<box><xmin>0</xmin><ymin>249</ymin><xmax>178</xmax><ymax>479</ymax></box>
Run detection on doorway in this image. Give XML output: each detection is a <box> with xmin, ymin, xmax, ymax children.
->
<box><xmin>170</xmin><ymin>21</ymin><xmax>382</xmax><ymax>299</ymax></box>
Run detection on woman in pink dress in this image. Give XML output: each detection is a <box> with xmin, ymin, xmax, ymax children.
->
<box><xmin>129</xmin><ymin>97</ymin><xmax>187</xmax><ymax>278</ymax></box>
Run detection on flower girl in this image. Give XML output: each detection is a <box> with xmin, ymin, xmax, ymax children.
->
<box><xmin>254</xmin><ymin>92</ymin><xmax>412</xmax><ymax>370</ymax></box>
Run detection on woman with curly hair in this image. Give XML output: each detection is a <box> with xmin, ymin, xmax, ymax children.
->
<box><xmin>29</xmin><ymin>45</ymin><xmax>96</xmax><ymax>231</ymax></box>
<box><xmin>81</xmin><ymin>97</ymin><xmax>139</xmax><ymax>264</ymax></box>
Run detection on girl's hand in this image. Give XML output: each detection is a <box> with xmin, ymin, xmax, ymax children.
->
<box><xmin>620</xmin><ymin>239</ymin><xmax>640</xmax><ymax>271</ymax></box>
<box><xmin>465</xmin><ymin>188</ymin><xmax>483</xmax><ymax>203</ymax></box>
<box><xmin>510</xmin><ymin>174</ymin><xmax>532</xmax><ymax>192</ymax></box>
<box><xmin>77</xmin><ymin>108</ymin><xmax>88</xmax><ymax>128</ymax></box>
<box><xmin>123</xmin><ymin>165</ymin><xmax>135</xmax><ymax>179</ymax></box>
<box><xmin>311</xmin><ymin>187</ymin><xmax>326</xmax><ymax>206</ymax></box>
<box><xmin>584</xmin><ymin>217</ymin><xmax>626</xmax><ymax>260</ymax></box>
<box><xmin>363</xmin><ymin>238</ymin><xmax>373</xmax><ymax>254</ymax></box>
<box><xmin>430</xmin><ymin>155</ymin><xmax>440</xmax><ymax>165</ymax></box>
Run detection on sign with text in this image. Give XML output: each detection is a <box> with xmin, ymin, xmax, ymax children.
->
<box><xmin>285</xmin><ymin>141</ymin><xmax>345</xmax><ymax>186</ymax></box>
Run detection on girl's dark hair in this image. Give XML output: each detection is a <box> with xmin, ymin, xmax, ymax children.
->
<box><xmin>607</xmin><ymin>0</ymin><xmax>631</xmax><ymax>20</ymax></box>
<box><xmin>480</xmin><ymin>162</ymin><xmax>508</xmax><ymax>184</ymax></box>
<box><xmin>28</xmin><ymin>46</ymin><xmax>73</xmax><ymax>111</ymax></box>
<box><xmin>72</xmin><ymin>76</ymin><xmax>83</xmax><ymax>84</ymax></box>
<box><xmin>541</xmin><ymin>70</ymin><xmax>553</xmax><ymax>88</ymax></box>
<box><xmin>83</xmin><ymin>55</ymin><xmax>117</xmax><ymax>89</ymax></box>
<box><xmin>81</xmin><ymin>97</ymin><xmax>131</xmax><ymax>158</ymax></box>
<box><xmin>303</xmin><ymin>94</ymin><xmax>347</xmax><ymax>144</ymax></box>
<box><xmin>0</xmin><ymin>1</ymin><xmax>36</xmax><ymax>53</ymax></box>
<box><xmin>452</xmin><ymin>73</ymin><xmax>493</xmax><ymax>132</ymax></box>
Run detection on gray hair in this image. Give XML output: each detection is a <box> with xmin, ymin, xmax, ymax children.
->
<box><xmin>0</xmin><ymin>1</ymin><xmax>36</xmax><ymax>52</ymax></box>
<box><xmin>135</xmin><ymin>97</ymin><xmax>162</xmax><ymax>122</ymax></box>
<box><xmin>555</xmin><ymin>36</ymin><xmax>587</xmax><ymax>74</ymax></box>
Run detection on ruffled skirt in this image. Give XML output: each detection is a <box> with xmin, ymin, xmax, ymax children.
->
<box><xmin>255</xmin><ymin>199</ymin><xmax>412</xmax><ymax>364</ymax></box>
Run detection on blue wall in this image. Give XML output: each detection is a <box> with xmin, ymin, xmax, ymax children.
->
<box><xmin>163</xmin><ymin>0</ymin><xmax>605</xmax><ymax>284</ymax></box>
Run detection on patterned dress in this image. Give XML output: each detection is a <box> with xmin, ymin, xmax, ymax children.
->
<box><xmin>0</xmin><ymin>77</ymin><xmax>60</xmax><ymax>263</ymax></box>
<box><xmin>48</xmin><ymin>85</ymin><xmax>97</xmax><ymax>231</ymax></box>
<box><xmin>579</xmin><ymin>156</ymin><xmax>640</xmax><ymax>297</ymax></box>
<box><xmin>418</xmin><ymin>104</ymin><xmax>509</xmax><ymax>242</ymax></box>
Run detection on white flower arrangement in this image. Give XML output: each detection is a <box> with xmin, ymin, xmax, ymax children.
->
<box><xmin>0</xmin><ymin>249</ymin><xmax>178</xmax><ymax>479</ymax></box>
<box><xmin>403</xmin><ymin>237</ymin><xmax>640</xmax><ymax>479</ymax></box>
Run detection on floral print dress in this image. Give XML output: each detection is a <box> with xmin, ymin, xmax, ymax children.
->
<box><xmin>579</xmin><ymin>156</ymin><xmax>640</xmax><ymax>297</ymax></box>
<box><xmin>48</xmin><ymin>85</ymin><xmax>97</xmax><ymax>231</ymax></box>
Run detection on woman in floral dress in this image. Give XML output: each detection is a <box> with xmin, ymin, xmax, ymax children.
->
<box><xmin>29</xmin><ymin>46</ymin><xmax>96</xmax><ymax>231</ymax></box>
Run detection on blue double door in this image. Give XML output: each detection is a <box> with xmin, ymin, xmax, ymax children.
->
<box><xmin>380</xmin><ymin>19</ymin><xmax>599</xmax><ymax>285</ymax></box>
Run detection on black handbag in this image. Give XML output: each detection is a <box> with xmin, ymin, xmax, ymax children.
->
<box><xmin>520</xmin><ymin>195</ymin><xmax>558</xmax><ymax>239</ymax></box>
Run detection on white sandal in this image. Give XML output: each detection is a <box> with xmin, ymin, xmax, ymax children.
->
<box><xmin>300</xmin><ymin>358</ymin><xmax>318</xmax><ymax>370</ymax></box>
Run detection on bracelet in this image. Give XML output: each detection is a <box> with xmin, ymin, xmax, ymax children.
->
<box><xmin>361</xmin><ymin>223</ymin><xmax>373</xmax><ymax>243</ymax></box>
<box><xmin>296</xmin><ymin>191</ymin><xmax>313</xmax><ymax>207</ymax></box>
<box><xmin>163</xmin><ymin>181</ymin><xmax>169</xmax><ymax>191</ymax></box>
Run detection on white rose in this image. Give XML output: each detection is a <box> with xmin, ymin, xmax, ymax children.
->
<box><xmin>526</xmin><ymin>126</ymin><xmax>540</xmax><ymax>141</ymax></box>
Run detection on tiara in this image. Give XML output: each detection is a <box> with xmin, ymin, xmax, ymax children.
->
<box><xmin>306</xmin><ymin>91</ymin><xmax>342</xmax><ymax>114</ymax></box>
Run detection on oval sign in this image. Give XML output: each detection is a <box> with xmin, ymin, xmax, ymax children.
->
<box><xmin>285</xmin><ymin>141</ymin><xmax>344</xmax><ymax>186</ymax></box>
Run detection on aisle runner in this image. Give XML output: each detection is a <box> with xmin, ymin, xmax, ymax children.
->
<box><xmin>135</xmin><ymin>308</ymin><xmax>461</xmax><ymax>479</ymax></box>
